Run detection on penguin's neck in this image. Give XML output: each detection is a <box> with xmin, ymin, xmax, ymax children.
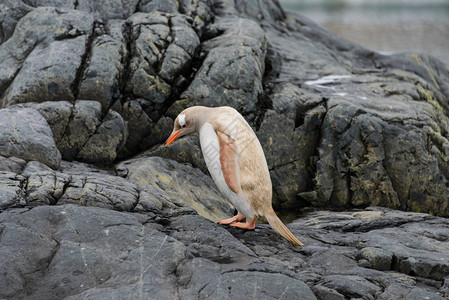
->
<box><xmin>192</xmin><ymin>106</ymin><xmax>212</xmax><ymax>133</ymax></box>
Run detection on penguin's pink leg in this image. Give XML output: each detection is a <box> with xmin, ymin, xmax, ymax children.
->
<box><xmin>218</xmin><ymin>212</ymin><xmax>245</xmax><ymax>225</ymax></box>
<box><xmin>229</xmin><ymin>218</ymin><xmax>256</xmax><ymax>230</ymax></box>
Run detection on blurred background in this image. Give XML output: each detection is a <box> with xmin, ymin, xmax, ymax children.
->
<box><xmin>279</xmin><ymin>0</ymin><xmax>449</xmax><ymax>66</ymax></box>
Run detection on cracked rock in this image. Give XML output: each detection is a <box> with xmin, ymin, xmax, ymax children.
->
<box><xmin>0</xmin><ymin>106</ymin><xmax>61</xmax><ymax>169</ymax></box>
<box><xmin>0</xmin><ymin>7</ymin><xmax>94</xmax><ymax>106</ymax></box>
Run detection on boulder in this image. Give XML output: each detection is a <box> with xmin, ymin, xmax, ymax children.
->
<box><xmin>77</xmin><ymin>20</ymin><xmax>126</xmax><ymax>113</ymax></box>
<box><xmin>176</xmin><ymin>16</ymin><xmax>267</xmax><ymax>119</ymax></box>
<box><xmin>0</xmin><ymin>172</ymin><xmax>26</xmax><ymax>211</ymax></box>
<box><xmin>0</xmin><ymin>106</ymin><xmax>61</xmax><ymax>169</ymax></box>
<box><xmin>0</xmin><ymin>7</ymin><xmax>94</xmax><ymax>106</ymax></box>
<box><xmin>117</xmin><ymin>156</ymin><xmax>233</xmax><ymax>221</ymax></box>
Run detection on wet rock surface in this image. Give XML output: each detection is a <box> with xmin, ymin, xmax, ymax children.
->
<box><xmin>1</xmin><ymin>0</ymin><xmax>449</xmax><ymax>299</ymax></box>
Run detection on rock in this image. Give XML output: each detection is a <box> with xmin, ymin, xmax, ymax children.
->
<box><xmin>26</xmin><ymin>100</ymin><xmax>127</xmax><ymax>164</ymax></box>
<box><xmin>259</xmin><ymin>105</ymin><xmax>325</xmax><ymax>207</ymax></box>
<box><xmin>78</xmin><ymin>19</ymin><xmax>126</xmax><ymax>113</ymax></box>
<box><xmin>76</xmin><ymin>0</ymin><xmax>140</xmax><ymax>19</ymax></box>
<box><xmin>0</xmin><ymin>0</ymin><xmax>33</xmax><ymax>44</ymax></box>
<box><xmin>292</xmin><ymin>207</ymin><xmax>449</xmax><ymax>288</ymax></box>
<box><xmin>2</xmin><ymin>0</ymin><xmax>449</xmax><ymax>217</ymax></box>
<box><xmin>0</xmin><ymin>106</ymin><xmax>61</xmax><ymax>169</ymax></box>
<box><xmin>58</xmin><ymin>172</ymin><xmax>138</xmax><ymax>211</ymax></box>
<box><xmin>321</xmin><ymin>275</ymin><xmax>382</xmax><ymax>299</ymax></box>
<box><xmin>179</xmin><ymin>264</ymin><xmax>317</xmax><ymax>300</ymax></box>
<box><xmin>440</xmin><ymin>276</ymin><xmax>449</xmax><ymax>298</ymax></box>
<box><xmin>357</xmin><ymin>247</ymin><xmax>393</xmax><ymax>271</ymax></box>
<box><xmin>312</xmin><ymin>285</ymin><xmax>346</xmax><ymax>300</ymax></box>
<box><xmin>125</xmin><ymin>12</ymin><xmax>199</xmax><ymax>106</ymax></box>
<box><xmin>76</xmin><ymin>110</ymin><xmax>127</xmax><ymax>164</ymax></box>
<box><xmin>405</xmin><ymin>287</ymin><xmax>444</xmax><ymax>300</ymax></box>
<box><xmin>57</xmin><ymin>100</ymin><xmax>102</xmax><ymax>160</ymax></box>
<box><xmin>118</xmin><ymin>156</ymin><xmax>233</xmax><ymax>221</ymax></box>
<box><xmin>0</xmin><ymin>205</ymin><xmax>186</xmax><ymax>300</ymax></box>
<box><xmin>0</xmin><ymin>154</ymin><xmax>233</xmax><ymax>217</ymax></box>
<box><xmin>0</xmin><ymin>204</ymin><xmax>447</xmax><ymax>299</ymax></box>
<box><xmin>22</xmin><ymin>160</ymin><xmax>138</xmax><ymax>210</ymax></box>
<box><xmin>0</xmin><ymin>172</ymin><xmax>26</xmax><ymax>211</ymax></box>
<box><xmin>1</xmin><ymin>1</ymin><xmax>449</xmax><ymax>298</ymax></box>
<box><xmin>178</xmin><ymin>16</ymin><xmax>267</xmax><ymax>117</ymax></box>
<box><xmin>0</xmin><ymin>7</ymin><xmax>94</xmax><ymax>106</ymax></box>
<box><xmin>0</xmin><ymin>156</ymin><xmax>27</xmax><ymax>173</ymax></box>
<box><xmin>137</xmin><ymin>0</ymin><xmax>178</xmax><ymax>14</ymax></box>
<box><xmin>24</xmin><ymin>162</ymin><xmax>71</xmax><ymax>206</ymax></box>
<box><xmin>146</xmin><ymin>134</ymin><xmax>208</xmax><ymax>173</ymax></box>
<box><xmin>260</xmin><ymin>7</ymin><xmax>449</xmax><ymax>215</ymax></box>
<box><xmin>25</xmin><ymin>101</ymin><xmax>73</xmax><ymax>145</ymax></box>
<box><xmin>114</xmin><ymin>100</ymin><xmax>154</xmax><ymax>156</ymax></box>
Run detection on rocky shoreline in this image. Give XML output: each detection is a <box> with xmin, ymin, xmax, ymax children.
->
<box><xmin>1</xmin><ymin>0</ymin><xmax>449</xmax><ymax>299</ymax></box>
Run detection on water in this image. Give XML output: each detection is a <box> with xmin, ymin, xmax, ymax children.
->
<box><xmin>280</xmin><ymin>0</ymin><xmax>449</xmax><ymax>66</ymax></box>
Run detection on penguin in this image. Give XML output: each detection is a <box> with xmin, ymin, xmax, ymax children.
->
<box><xmin>165</xmin><ymin>106</ymin><xmax>303</xmax><ymax>246</ymax></box>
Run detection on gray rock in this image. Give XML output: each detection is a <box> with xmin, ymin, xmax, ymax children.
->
<box><xmin>25</xmin><ymin>101</ymin><xmax>73</xmax><ymax>145</ymax></box>
<box><xmin>137</xmin><ymin>0</ymin><xmax>178</xmax><ymax>14</ymax></box>
<box><xmin>1</xmin><ymin>0</ymin><xmax>449</xmax><ymax>219</ymax></box>
<box><xmin>76</xmin><ymin>110</ymin><xmax>127</xmax><ymax>164</ymax></box>
<box><xmin>58</xmin><ymin>172</ymin><xmax>138</xmax><ymax>211</ymax></box>
<box><xmin>76</xmin><ymin>0</ymin><xmax>140</xmax><ymax>19</ymax></box>
<box><xmin>125</xmin><ymin>12</ymin><xmax>199</xmax><ymax>106</ymax></box>
<box><xmin>25</xmin><ymin>162</ymin><xmax>71</xmax><ymax>206</ymax></box>
<box><xmin>114</xmin><ymin>99</ymin><xmax>156</xmax><ymax>156</ymax></box>
<box><xmin>357</xmin><ymin>247</ymin><xmax>393</xmax><ymax>271</ymax></box>
<box><xmin>26</xmin><ymin>100</ymin><xmax>127</xmax><ymax>164</ymax></box>
<box><xmin>0</xmin><ymin>7</ymin><xmax>94</xmax><ymax>106</ymax></box>
<box><xmin>321</xmin><ymin>275</ymin><xmax>382</xmax><ymax>299</ymax></box>
<box><xmin>259</xmin><ymin>105</ymin><xmax>325</xmax><ymax>207</ymax></box>
<box><xmin>179</xmin><ymin>262</ymin><xmax>317</xmax><ymax>300</ymax></box>
<box><xmin>58</xmin><ymin>100</ymin><xmax>102</xmax><ymax>160</ymax></box>
<box><xmin>78</xmin><ymin>20</ymin><xmax>126</xmax><ymax>113</ymax></box>
<box><xmin>312</xmin><ymin>285</ymin><xmax>346</xmax><ymax>300</ymax></box>
<box><xmin>292</xmin><ymin>207</ymin><xmax>449</xmax><ymax>291</ymax></box>
<box><xmin>0</xmin><ymin>156</ymin><xmax>27</xmax><ymax>173</ymax></box>
<box><xmin>1</xmin><ymin>2</ymin><xmax>449</xmax><ymax>298</ymax></box>
<box><xmin>0</xmin><ymin>172</ymin><xmax>26</xmax><ymax>210</ymax></box>
<box><xmin>405</xmin><ymin>287</ymin><xmax>444</xmax><ymax>300</ymax></box>
<box><xmin>233</xmin><ymin>0</ymin><xmax>286</xmax><ymax>24</ymax></box>
<box><xmin>119</xmin><ymin>156</ymin><xmax>233</xmax><ymax>221</ymax></box>
<box><xmin>0</xmin><ymin>106</ymin><xmax>61</xmax><ymax>169</ymax></box>
<box><xmin>440</xmin><ymin>276</ymin><xmax>449</xmax><ymax>298</ymax></box>
<box><xmin>0</xmin><ymin>195</ymin><xmax>448</xmax><ymax>299</ymax></box>
<box><xmin>146</xmin><ymin>134</ymin><xmax>208</xmax><ymax>173</ymax></box>
<box><xmin>0</xmin><ymin>0</ymin><xmax>33</xmax><ymax>44</ymax></box>
<box><xmin>0</xmin><ymin>205</ymin><xmax>186</xmax><ymax>300</ymax></box>
<box><xmin>178</xmin><ymin>16</ymin><xmax>267</xmax><ymax>117</ymax></box>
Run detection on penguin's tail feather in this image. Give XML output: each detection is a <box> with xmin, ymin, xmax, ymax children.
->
<box><xmin>265</xmin><ymin>209</ymin><xmax>304</xmax><ymax>246</ymax></box>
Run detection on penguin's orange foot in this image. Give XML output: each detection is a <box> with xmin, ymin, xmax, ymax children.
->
<box><xmin>218</xmin><ymin>213</ymin><xmax>245</xmax><ymax>225</ymax></box>
<box><xmin>229</xmin><ymin>220</ymin><xmax>256</xmax><ymax>230</ymax></box>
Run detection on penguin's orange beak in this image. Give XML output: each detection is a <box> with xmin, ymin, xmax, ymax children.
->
<box><xmin>165</xmin><ymin>130</ymin><xmax>182</xmax><ymax>146</ymax></box>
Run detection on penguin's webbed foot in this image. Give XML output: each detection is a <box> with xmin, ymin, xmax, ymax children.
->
<box><xmin>229</xmin><ymin>219</ymin><xmax>256</xmax><ymax>230</ymax></box>
<box><xmin>218</xmin><ymin>213</ymin><xmax>245</xmax><ymax>225</ymax></box>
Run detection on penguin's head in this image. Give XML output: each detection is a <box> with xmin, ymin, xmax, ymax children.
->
<box><xmin>165</xmin><ymin>106</ymin><xmax>208</xmax><ymax>146</ymax></box>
